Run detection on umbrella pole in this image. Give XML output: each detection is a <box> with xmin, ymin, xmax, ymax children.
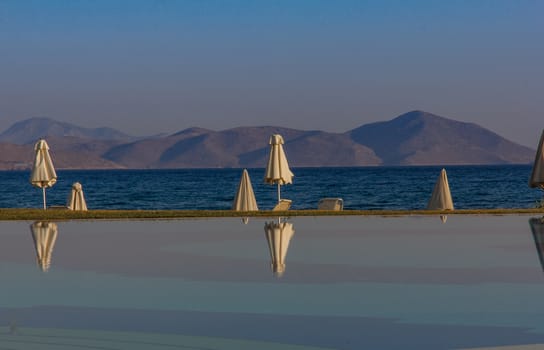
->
<box><xmin>277</xmin><ymin>183</ymin><xmax>281</xmax><ymax>204</ymax></box>
<box><xmin>42</xmin><ymin>187</ymin><xmax>46</xmax><ymax>210</ymax></box>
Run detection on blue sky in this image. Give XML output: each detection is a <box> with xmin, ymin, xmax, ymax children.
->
<box><xmin>0</xmin><ymin>0</ymin><xmax>542</xmax><ymax>147</ymax></box>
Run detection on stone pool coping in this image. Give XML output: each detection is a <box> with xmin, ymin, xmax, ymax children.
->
<box><xmin>0</xmin><ymin>208</ymin><xmax>543</xmax><ymax>220</ymax></box>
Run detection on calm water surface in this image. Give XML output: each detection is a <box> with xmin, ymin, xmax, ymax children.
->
<box><xmin>1</xmin><ymin>215</ymin><xmax>544</xmax><ymax>349</ymax></box>
<box><xmin>0</xmin><ymin>165</ymin><xmax>542</xmax><ymax>210</ymax></box>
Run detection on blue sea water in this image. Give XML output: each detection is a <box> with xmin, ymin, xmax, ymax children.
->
<box><xmin>0</xmin><ymin>165</ymin><xmax>541</xmax><ymax>210</ymax></box>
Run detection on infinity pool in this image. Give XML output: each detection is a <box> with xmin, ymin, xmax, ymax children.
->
<box><xmin>1</xmin><ymin>215</ymin><xmax>544</xmax><ymax>350</ymax></box>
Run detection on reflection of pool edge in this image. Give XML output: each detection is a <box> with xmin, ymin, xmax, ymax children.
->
<box><xmin>0</xmin><ymin>326</ymin><xmax>334</xmax><ymax>350</ymax></box>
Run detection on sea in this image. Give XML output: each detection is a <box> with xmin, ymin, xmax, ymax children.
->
<box><xmin>0</xmin><ymin>165</ymin><xmax>542</xmax><ymax>210</ymax></box>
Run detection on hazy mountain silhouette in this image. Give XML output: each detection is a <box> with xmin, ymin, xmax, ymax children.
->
<box><xmin>0</xmin><ymin>117</ymin><xmax>134</xmax><ymax>144</ymax></box>
<box><xmin>348</xmin><ymin>110</ymin><xmax>534</xmax><ymax>165</ymax></box>
<box><xmin>0</xmin><ymin>111</ymin><xmax>535</xmax><ymax>169</ymax></box>
<box><xmin>103</xmin><ymin>127</ymin><xmax>213</xmax><ymax>168</ymax></box>
<box><xmin>0</xmin><ymin>142</ymin><xmax>33</xmax><ymax>170</ymax></box>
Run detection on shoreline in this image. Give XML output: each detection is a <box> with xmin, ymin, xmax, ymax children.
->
<box><xmin>0</xmin><ymin>208</ymin><xmax>543</xmax><ymax>221</ymax></box>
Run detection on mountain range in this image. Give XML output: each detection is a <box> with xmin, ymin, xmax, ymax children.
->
<box><xmin>0</xmin><ymin>111</ymin><xmax>535</xmax><ymax>170</ymax></box>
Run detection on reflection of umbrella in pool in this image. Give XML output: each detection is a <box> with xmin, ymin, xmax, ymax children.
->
<box><xmin>529</xmin><ymin>217</ymin><xmax>544</xmax><ymax>272</ymax></box>
<box><xmin>68</xmin><ymin>182</ymin><xmax>88</xmax><ymax>211</ymax></box>
<box><xmin>427</xmin><ymin>168</ymin><xmax>454</xmax><ymax>210</ymax></box>
<box><xmin>529</xmin><ymin>130</ymin><xmax>544</xmax><ymax>206</ymax></box>
<box><xmin>264</xmin><ymin>134</ymin><xmax>294</xmax><ymax>205</ymax></box>
<box><xmin>30</xmin><ymin>221</ymin><xmax>59</xmax><ymax>272</ymax></box>
<box><xmin>232</xmin><ymin>169</ymin><xmax>258</xmax><ymax>211</ymax></box>
<box><xmin>264</xmin><ymin>219</ymin><xmax>295</xmax><ymax>277</ymax></box>
<box><xmin>30</xmin><ymin>139</ymin><xmax>57</xmax><ymax>210</ymax></box>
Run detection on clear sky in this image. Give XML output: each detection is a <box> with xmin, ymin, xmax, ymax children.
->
<box><xmin>0</xmin><ymin>0</ymin><xmax>542</xmax><ymax>147</ymax></box>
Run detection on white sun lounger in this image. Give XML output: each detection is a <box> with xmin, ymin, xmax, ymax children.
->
<box><xmin>317</xmin><ymin>198</ymin><xmax>343</xmax><ymax>211</ymax></box>
<box><xmin>273</xmin><ymin>199</ymin><xmax>292</xmax><ymax>211</ymax></box>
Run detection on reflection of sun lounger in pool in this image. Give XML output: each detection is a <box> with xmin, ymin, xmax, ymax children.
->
<box><xmin>273</xmin><ymin>199</ymin><xmax>292</xmax><ymax>211</ymax></box>
<box><xmin>317</xmin><ymin>198</ymin><xmax>343</xmax><ymax>211</ymax></box>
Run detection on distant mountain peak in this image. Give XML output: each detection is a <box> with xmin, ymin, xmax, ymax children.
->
<box><xmin>396</xmin><ymin>110</ymin><xmax>429</xmax><ymax>117</ymax></box>
<box><xmin>23</xmin><ymin>116</ymin><xmax>55</xmax><ymax>122</ymax></box>
<box><xmin>391</xmin><ymin>110</ymin><xmax>446</xmax><ymax>123</ymax></box>
<box><xmin>170</xmin><ymin>127</ymin><xmax>213</xmax><ymax>137</ymax></box>
<box><xmin>0</xmin><ymin>117</ymin><xmax>134</xmax><ymax>145</ymax></box>
<box><xmin>349</xmin><ymin>111</ymin><xmax>533</xmax><ymax>165</ymax></box>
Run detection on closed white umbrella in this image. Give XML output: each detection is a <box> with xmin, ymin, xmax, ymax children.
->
<box><xmin>30</xmin><ymin>221</ymin><xmax>58</xmax><ymax>272</ymax></box>
<box><xmin>68</xmin><ymin>182</ymin><xmax>88</xmax><ymax>211</ymax></box>
<box><xmin>232</xmin><ymin>169</ymin><xmax>258</xmax><ymax>211</ymax></box>
<box><xmin>427</xmin><ymin>168</ymin><xmax>454</xmax><ymax>210</ymax></box>
<box><xmin>264</xmin><ymin>134</ymin><xmax>294</xmax><ymax>204</ymax></box>
<box><xmin>529</xmin><ymin>129</ymin><xmax>544</xmax><ymax>189</ymax></box>
<box><xmin>30</xmin><ymin>139</ymin><xmax>57</xmax><ymax>210</ymax></box>
<box><xmin>264</xmin><ymin>219</ymin><xmax>295</xmax><ymax>277</ymax></box>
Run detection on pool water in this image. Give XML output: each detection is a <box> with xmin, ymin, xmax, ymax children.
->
<box><xmin>1</xmin><ymin>215</ymin><xmax>544</xmax><ymax>350</ymax></box>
